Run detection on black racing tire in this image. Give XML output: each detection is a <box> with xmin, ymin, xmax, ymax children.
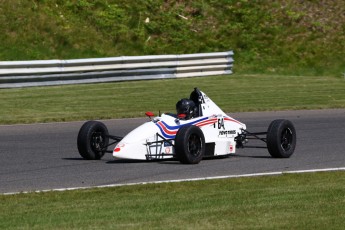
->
<box><xmin>175</xmin><ymin>125</ymin><xmax>205</xmax><ymax>164</ymax></box>
<box><xmin>77</xmin><ymin>121</ymin><xmax>109</xmax><ymax>160</ymax></box>
<box><xmin>266</xmin><ymin>119</ymin><xmax>296</xmax><ymax>158</ymax></box>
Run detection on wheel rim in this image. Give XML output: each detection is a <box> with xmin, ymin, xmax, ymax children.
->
<box><xmin>281</xmin><ymin>128</ymin><xmax>293</xmax><ymax>151</ymax></box>
<box><xmin>91</xmin><ymin>132</ymin><xmax>105</xmax><ymax>152</ymax></box>
<box><xmin>188</xmin><ymin>133</ymin><xmax>202</xmax><ymax>157</ymax></box>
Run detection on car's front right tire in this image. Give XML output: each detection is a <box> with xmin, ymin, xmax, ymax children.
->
<box><xmin>77</xmin><ymin>121</ymin><xmax>109</xmax><ymax>160</ymax></box>
<box><xmin>175</xmin><ymin>125</ymin><xmax>205</xmax><ymax>164</ymax></box>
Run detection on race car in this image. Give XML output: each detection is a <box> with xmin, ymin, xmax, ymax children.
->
<box><xmin>77</xmin><ymin>88</ymin><xmax>296</xmax><ymax>164</ymax></box>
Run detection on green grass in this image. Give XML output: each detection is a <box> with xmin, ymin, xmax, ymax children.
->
<box><xmin>0</xmin><ymin>74</ymin><xmax>344</xmax><ymax>124</ymax></box>
<box><xmin>0</xmin><ymin>0</ymin><xmax>344</xmax><ymax>76</ymax></box>
<box><xmin>1</xmin><ymin>171</ymin><xmax>344</xmax><ymax>229</ymax></box>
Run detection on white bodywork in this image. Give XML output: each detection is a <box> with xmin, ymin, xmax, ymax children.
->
<box><xmin>113</xmin><ymin>90</ymin><xmax>246</xmax><ymax>160</ymax></box>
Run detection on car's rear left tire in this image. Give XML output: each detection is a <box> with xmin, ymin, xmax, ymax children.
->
<box><xmin>175</xmin><ymin>125</ymin><xmax>205</xmax><ymax>164</ymax></box>
<box><xmin>266</xmin><ymin>119</ymin><xmax>296</xmax><ymax>158</ymax></box>
<box><xmin>77</xmin><ymin>121</ymin><xmax>109</xmax><ymax>160</ymax></box>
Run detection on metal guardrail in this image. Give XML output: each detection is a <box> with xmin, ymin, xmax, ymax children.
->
<box><xmin>0</xmin><ymin>51</ymin><xmax>234</xmax><ymax>88</ymax></box>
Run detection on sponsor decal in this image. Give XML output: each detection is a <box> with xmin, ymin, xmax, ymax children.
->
<box><xmin>114</xmin><ymin>143</ymin><xmax>125</xmax><ymax>153</ymax></box>
<box><xmin>165</xmin><ymin>147</ymin><xmax>171</xmax><ymax>154</ymax></box>
<box><xmin>230</xmin><ymin>144</ymin><xmax>234</xmax><ymax>152</ymax></box>
<box><xmin>219</xmin><ymin>130</ymin><xmax>236</xmax><ymax>135</ymax></box>
<box><xmin>164</xmin><ymin>141</ymin><xmax>172</xmax><ymax>147</ymax></box>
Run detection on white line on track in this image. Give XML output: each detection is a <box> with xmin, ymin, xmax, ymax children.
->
<box><xmin>3</xmin><ymin>167</ymin><xmax>345</xmax><ymax>195</ymax></box>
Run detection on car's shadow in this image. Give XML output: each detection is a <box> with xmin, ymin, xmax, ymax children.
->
<box><xmin>106</xmin><ymin>159</ymin><xmax>157</xmax><ymax>164</ymax></box>
<box><xmin>231</xmin><ymin>154</ymin><xmax>272</xmax><ymax>159</ymax></box>
<box><xmin>62</xmin><ymin>157</ymin><xmax>150</xmax><ymax>164</ymax></box>
<box><xmin>63</xmin><ymin>153</ymin><xmax>272</xmax><ymax>164</ymax></box>
<box><xmin>62</xmin><ymin>157</ymin><xmax>87</xmax><ymax>161</ymax></box>
<box><xmin>106</xmin><ymin>158</ymin><xmax>189</xmax><ymax>164</ymax></box>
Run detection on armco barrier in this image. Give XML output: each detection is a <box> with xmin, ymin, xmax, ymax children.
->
<box><xmin>0</xmin><ymin>51</ymin><xmax>233</xmax><ymax>88</ymax></box>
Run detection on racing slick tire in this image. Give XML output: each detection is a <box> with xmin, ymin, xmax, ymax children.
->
<box><xmin>266</xmin><ymin>119</ymin><xmax>296</xmax><ymax>158</ymax></box>
<box><xmin>175</xmin><ymin>125</ymin><xmax>205</xmax><ymax>164</ymax></box>
<box><xmin>77</xmin><ymin>121</ymin><xmax>109</xmax><ymax>160</ymax></box>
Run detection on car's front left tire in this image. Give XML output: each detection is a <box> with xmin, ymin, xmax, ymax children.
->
<box><xmin>77</xmin><ymin>121</ymin><xmax>109</xmax><ymax>160</ymax></box>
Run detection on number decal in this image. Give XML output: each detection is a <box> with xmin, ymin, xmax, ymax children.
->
<box><xmin>214</xmin><ymin>118</ymin><xmax>225</xmax><ymax>130</ymax></box>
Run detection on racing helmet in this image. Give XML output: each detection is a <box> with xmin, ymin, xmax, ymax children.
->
<box><xmin>176</xmin><ymin>98</ymin><xmax>196</xmax><ymax>119</ymax></box>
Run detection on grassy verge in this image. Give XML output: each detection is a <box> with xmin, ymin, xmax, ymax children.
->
<box><xmin>1</xmin><ymin>1</ymin><xmax>344</xmax><ymax>76</ymax></box>
<box><xmin>0</xmin><ymin>74</ymin><xmax>344</xmax><ymax>124</ymax></box>
<box><xmin>1</xmin><ymin>171</ymin><xmax>344</xmax><ymax>229</ymax></box>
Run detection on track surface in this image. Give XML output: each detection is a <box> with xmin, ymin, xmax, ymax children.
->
<box><xmin>1</xmin><ymin>109</ymin><xmax>344</xmax><ymax>194</ymax></box>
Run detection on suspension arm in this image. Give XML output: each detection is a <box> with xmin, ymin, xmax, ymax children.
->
<box><xmin>243</xmin><ymin>130</ymin><xmax>267</xmax><ymax>143</ymax></box>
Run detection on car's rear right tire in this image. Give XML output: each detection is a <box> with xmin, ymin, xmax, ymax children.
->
<box><xmin>77</xmin><ymin>121</ymin><xmax>109</xmax><ymax>160</ymax></box>
<box><xmin>266</xmin><ymin>119</ymin><xmax>296</xmax><ymax>158</ymax></box>
<box><xmin>175</xmin><ymin>125</ymin><xmax>205</xmax><ymax>164</ymax></box>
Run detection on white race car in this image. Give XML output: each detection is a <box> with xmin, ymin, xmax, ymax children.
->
<box><xmin>77</xmin><ymin>88</ymin><xmax>296</xmax><ymax>164</ymax></box>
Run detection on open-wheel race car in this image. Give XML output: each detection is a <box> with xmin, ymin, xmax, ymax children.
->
<box><xmin>77</xmin><ymin>88</ymin><xmax>296</xmax><ymax>164</ymax></box>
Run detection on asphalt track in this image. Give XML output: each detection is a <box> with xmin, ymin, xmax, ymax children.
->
<box><xmin>1</xmin><ymin>109</ymin><xmax>344</xmax><ymax>194</ymax></box>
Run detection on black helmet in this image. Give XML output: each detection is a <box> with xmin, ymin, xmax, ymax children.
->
<box><xmin>176</xmin><ymin>98</ymin><xmax>196</xmax><ymax>119</ymax></box>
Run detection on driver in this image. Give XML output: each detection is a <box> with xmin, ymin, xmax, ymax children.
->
<box><xmin>176</xmin><ymin>98</ymin><xmax>197</xmax><ymax>120</ymax></box>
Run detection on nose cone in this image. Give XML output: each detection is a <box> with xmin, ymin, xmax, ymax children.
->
<box><xmin>113</xmin><ymin>141</ymin><xmax>147</xmax><ymax>160</ymax></box>
<box><xmin>112</xmin><ymin>121</ymin><xmax>160</xmax><ymax>160</ymax></box>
